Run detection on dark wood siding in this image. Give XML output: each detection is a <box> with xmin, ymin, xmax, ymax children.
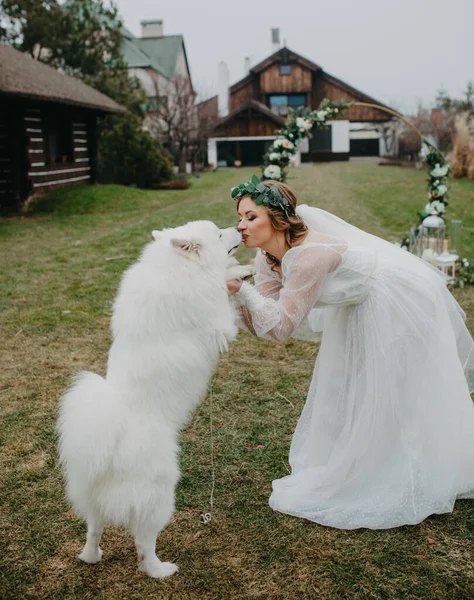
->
<box><xmin>0</xmin><ymin>102</ymin><xmax>18</xmax><ymax>213</ymax></box>
<box><xmin>0</xmin><ymin>99</ymin><xmax>27</xmax><ymax>214</ymax></box>
<box><xmin>229</xmin><ymin>82</ymin><xmax>254</xmax><ymax>111</ymax></box>
<box><xmin>214</xmin><ymin>114</ymin><xmax>277</xmax><ymax>137</ymax></box>
<box><xmin>260</xmin><ymin>63</ymin><xmax>312</xmax><ymax>95</ymax></box>
<box><xmin>26</xmin><ymin>107</ymin><xmax>93</xmax><ymax>194</ymax></box>
<box><xmin>0</xmin><ymin>97</ymin><xmax>101</xmax><ymax>215</ymax></box>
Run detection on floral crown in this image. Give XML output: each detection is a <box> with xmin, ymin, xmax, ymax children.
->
<box><xmin>230</xmin><ymin>175</ymin><xmax>294</xmax><ymax>216</ymax></box>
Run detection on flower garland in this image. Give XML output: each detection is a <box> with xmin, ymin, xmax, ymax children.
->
<box><xmin>421</xmin><ymin>143</ymin><xmax>450</xmax><ymax>218</ymax></box>
<box><xmin>261</xmin><ymin>99</ymin><xmax>353</xmax><ymax>182</ymax></box>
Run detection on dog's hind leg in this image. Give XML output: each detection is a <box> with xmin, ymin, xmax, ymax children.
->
<box><xmin>78</xmin><ymin>510</ymin><xmax>104</xmax><ymax>565</ymax></box>
<box><xmin>134</xmin><ymin>500</ymin><xmax>178</xmax><ymax>578</ymax></box>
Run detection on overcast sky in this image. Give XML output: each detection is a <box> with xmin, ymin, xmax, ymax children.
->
<box><xmin>115</xmin><ymin>0</ymin><xmax>473</xmax><ymax>113</ymax></box>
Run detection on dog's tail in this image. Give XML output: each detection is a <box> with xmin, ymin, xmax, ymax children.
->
<box><xmin>57</xmin><ymin>371</ymin><xmax>120</xmax><ymax>489</ymax></box>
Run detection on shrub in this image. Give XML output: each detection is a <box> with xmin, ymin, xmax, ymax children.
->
<box><xmin>451</xmin><ymin>112</ymin><xmax>474</xmax><ymax>180</ymax></box>
<box><xmin>97</xmin><ymin>112</ymin><xmax>173</xmax><ymax>188</ymax></box>
<box><xmin>155</xmin><ymin>180</ymin><xmax>191</xmax><ymax>190</ymax></box>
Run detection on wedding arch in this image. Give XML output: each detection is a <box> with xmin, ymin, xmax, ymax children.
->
<box><xmin>261</xmin><ymin>99</ymin><xmax>450</xmax><ymax>223</ymax></box>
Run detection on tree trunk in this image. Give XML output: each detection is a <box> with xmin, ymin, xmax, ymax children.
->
<box><xmin>178</xmin><ymin>145</ymin><xmax>187</xmax><ymax>173</ymax></box>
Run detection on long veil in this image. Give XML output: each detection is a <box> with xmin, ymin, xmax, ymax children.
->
<box><xmin>296</xmin><ymin>204</ymin><xmax>474</xmax><ymax>392</ymax></box>
<box><xmin>296</xmin><ymin>204</ymin><xmax>448</xmax><ymax>284</ymax></box>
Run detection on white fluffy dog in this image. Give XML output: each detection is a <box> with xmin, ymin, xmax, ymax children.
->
<box><xmin>57</xmin><ymin>220</ymin><xmax>251</xmax><ymax>578</ymax></box>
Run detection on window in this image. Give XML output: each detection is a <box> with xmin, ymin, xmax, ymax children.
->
<box><xmin>280</xmin><ymin>64</ymin><xmax>292</xmax><ymax>76</ymax></box>
<box><xmin>310</xmin><ymin>126</ymin><xmax>332</xmax><ymax>152</ymax></box>
<box><xmin>269</xmin><ymin>94</ymin><xmax>306</xmax><ymax>115</ymax></box>
<box><xmin>45</xmin><ymin>112</ymin><xmax>73</xmax><ymax>165</ymax></box>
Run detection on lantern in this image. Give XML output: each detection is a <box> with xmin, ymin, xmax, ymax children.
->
<box><xmin>435</xmin><ymin>251</ymin><xmax>458</xmax><ymax>281</ymax></box>
<box><xmin>417</xmin><ymin>215</ymin><xmax>446</xmax><ymax>257</ymax></box>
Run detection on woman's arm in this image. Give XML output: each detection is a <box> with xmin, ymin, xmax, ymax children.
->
<box><xmin>230</xmin><ymin>251</ymin><xmax>283</xmax><ymax>336</ymax></box>
<box><xmin>233</xmin><ymin>245</ymin><xmax>342</xmax><ymax>342</ymax></box>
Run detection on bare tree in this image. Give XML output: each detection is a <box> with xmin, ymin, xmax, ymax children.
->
<box><xmin>145</xmin><ymin>74</ymin><xmax>198</xmax><ymax>173</ymax></box>
<box><xmin>377</xmin><ymin>120</ymin><xmax>402</xmax><ymax>157</ymax></box>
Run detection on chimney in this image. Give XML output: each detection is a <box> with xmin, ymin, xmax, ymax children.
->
<box><xmin>431</xmin><ymin>108</ymin><xmax>443</xmax><ymax>128</ymax></box>
<box><xmin>244</xmin><ymin>56</ymin><xmax>251</xmax><ymax>74</ymax></box>
<box><xmin>141</xmin><ymin>19</ymin><xmax>164</xmax><ymax>38</ymax></box>
<box><xmin>218</xmin><ymin>61</ymin><xmax>229</xmax><ymax>117</ymax></box>
<box><xmin>271</xmin><ymin>28</ymin><xmax>280</xmax><ymax>53</ymax></box>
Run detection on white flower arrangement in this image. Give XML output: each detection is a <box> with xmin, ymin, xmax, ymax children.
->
<box><xmin>436</xmin><ymin>184</ymin><xmax>448</xmax><ymax>196</ymax></box>
<box><xmin>269</xmin><ymin>152</ymin><xmax>280</xmax><ymax>161</ymax></box>
<box><xmin>430</xmin><ymin>163</ymin><xmax>449</xmax><ymax>178</ymax></box>
<box><xmin>263</xmin><ymin>164</ymin><xmax>282</xmax><ymax>179</ymax></box>
<box><xmin>424</xmin><ymin>200</ymin><xmax>446</xmax><ymax>215</ymax></box>
<box><xmin>296</xmin><ymin>117</ymin><xmax>312</xmax><ymax>131</ymax></box>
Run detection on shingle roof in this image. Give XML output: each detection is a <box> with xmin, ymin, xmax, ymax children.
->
<box><xmin>0</xmin><ymin>43</ymin><xmax>126</xmax><ymax>113</ymax></box>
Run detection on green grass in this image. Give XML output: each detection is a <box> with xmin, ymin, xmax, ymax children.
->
<box><xmin>1</xmin><ymin>164</ymin><xmax>473</xmax><ymax>600</ymax></box>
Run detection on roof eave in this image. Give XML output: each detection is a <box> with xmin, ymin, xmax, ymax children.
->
<box><xmin>0</xmin><ymin>90</ymin><xmax>126</xmax><ymax>114</ymax></box>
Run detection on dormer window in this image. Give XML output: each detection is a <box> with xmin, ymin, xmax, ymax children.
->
<box><xmin>280</xmin><ymin>64</ymin><xmax>292</xmax><ymax>76</ymax></box>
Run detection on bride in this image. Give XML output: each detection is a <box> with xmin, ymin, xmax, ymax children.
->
<box><xmin>227</xmin><ymin>176</ymin><xmax>474</xmax><ymax>530</ymax></box>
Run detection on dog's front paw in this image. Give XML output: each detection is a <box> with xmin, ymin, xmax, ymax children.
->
<box><xmin>139</xmin><ymin>559</ymin><xmax>179</xmax><ymax>578</ymax></box>
<box><xmin>78</xmin><ymin>546</ymin><xmax>103</xmax><ymax>564</ymax></box>
<box><xmin>226</xmin><ymin>264</ymin><xmax>256</xmax><ymax>281</ymax></box>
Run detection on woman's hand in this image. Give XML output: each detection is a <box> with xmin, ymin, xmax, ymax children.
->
<box><xmin>226</xmin><ymin>279</ymin><xmax>243</xmax><ymax>295</ymax></box>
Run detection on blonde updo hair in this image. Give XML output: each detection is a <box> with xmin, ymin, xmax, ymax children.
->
<box><xmin>237</xmin><ymin>180</ymin><xmax>308</xmax><ymax>270</ymax></box>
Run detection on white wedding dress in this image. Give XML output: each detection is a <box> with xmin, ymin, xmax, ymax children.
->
<box><xmin>233</xmin><ymin>205</ymin><xmax>474</xmax><ymax>529</ymax></box>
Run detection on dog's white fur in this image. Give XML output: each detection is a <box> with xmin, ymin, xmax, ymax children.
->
<box><xmin>57</xmin><ymin>220</ymin><xmax>250</xmax><ymax>579</ymax></box>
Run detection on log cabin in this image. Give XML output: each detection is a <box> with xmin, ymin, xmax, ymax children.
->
<box><xmin>0</xmin><ymin>43</ymin><xmax>125</xmax><ymax>215</ymax></box>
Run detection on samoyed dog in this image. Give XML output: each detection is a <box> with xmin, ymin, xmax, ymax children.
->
<box><xmin>57</xmin><ymin>220</ymin><xmax>252</xmax><ymax>579</ymax></box>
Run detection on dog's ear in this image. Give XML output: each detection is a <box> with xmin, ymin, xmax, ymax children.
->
<box><xmin>170</xmin><ymin>238</ymin><xmax>201</xmax><ymax>256</ymax></box>
<box><xmin>151</xmin><ymin>230</ymin><xmax>162</xmax><ymax>241</ymax></box>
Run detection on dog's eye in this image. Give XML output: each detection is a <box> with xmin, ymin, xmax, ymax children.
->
<box><xmin>219</xmin><ymin>233</ymin><xmax>222</xmax><ymax>239</ymax></box>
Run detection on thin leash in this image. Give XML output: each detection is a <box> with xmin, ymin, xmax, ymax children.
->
<box><xmin>200</xmin><ymin>379</ymin><xmax>215</xmax><ymax>525</ymax></box>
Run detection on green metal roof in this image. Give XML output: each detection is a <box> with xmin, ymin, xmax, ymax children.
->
<box><xmin>135</xmin><ymin>36</ymin><xmax>183</xmax><ymax>80</ymax></box>
<box><xmin>121</xmin><ymin>37</ymin><xmax>155</xmax><ymax>70</ymax></box>
<box><xmin>121</xmin><ymin>33</ymin><xmax>184</xmax><ymax>81</ymax></box>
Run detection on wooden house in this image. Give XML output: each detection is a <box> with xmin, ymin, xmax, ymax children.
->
<box><xmin>0</xmin><ymin>43</ymin><xmax>125</xmax><ymax>215</ymax></box>
<box><xmin>206</xmin><ymin>46</ymin><xmax>394</xmax><ymax>167</ymax></box>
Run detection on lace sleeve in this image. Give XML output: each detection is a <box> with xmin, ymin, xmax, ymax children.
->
<box><xmin>235</xmin><ymin>251</ymin><xmax>283</xmax><ymax>334</ymax></box>
<box><xmin>235</xmin><ymin>244</ymin><xmax>342</xmax><ymax>341</ymax></box>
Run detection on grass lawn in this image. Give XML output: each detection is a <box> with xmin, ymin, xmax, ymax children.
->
<box><xmin>1</xmin><ymin>164</ymin><xmax>473</xmax><ymax>600</ymax></box>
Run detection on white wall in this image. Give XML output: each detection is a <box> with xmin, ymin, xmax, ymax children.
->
<box><xmin>128</xmin><ymin>69</ymin><xmax>159</xmax><ymax>97</ymax></box>
<box><xmin>175</xmin><ymin>47</ymin><xmax>188</xmax><ymax>78</ymax></box>
<box><xmin>208</xmin><ymin>139</ymin><xmax>217</xmax><ymax>167</ymax></box>
<box><xmin>329</xmin><ymin>120</ymin><xmax>350</xmax><ymax>153</ymax></box>
<box><xmin>350</xmin><ymin>130</ymin><xmax>380</xmax><ymax>140</ymax></box>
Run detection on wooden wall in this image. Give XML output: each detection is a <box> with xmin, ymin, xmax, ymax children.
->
<box><xmin>0</xmin><ymin>98</ymin><xmax>100</xmax><ymax>215</ymax></box>
<box><xmin>214</xmin><ymin>114</ymin><xmax>277</xmax><ymax>138</ymax></box>
<box><xmin>25</xmin><ymin>106</ymin><xmax>94</xmax><ymax>194</ymax></box>
<box><xmin>0</xmin><ymin>100</ymin><xmax>25</xmax><ymax>214</ymax></box>
<box><xmin>260</xmin><ymin>63</ymin><xmax>312</xmax><ymax>94</ymax></box>
<box><xmin>312</xmin><ymin>74</ymin><xmax>390</xmax><ymax>121</ymax></box>
<box><xmin>229</xmin><ymin>81</ymin><xmax>254</xmax><ymax>111</ymax></box>
<box><xmin>197</xmin><ymin>95</ymin><xmax>218</xmax><ymax>123</ymax></box>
